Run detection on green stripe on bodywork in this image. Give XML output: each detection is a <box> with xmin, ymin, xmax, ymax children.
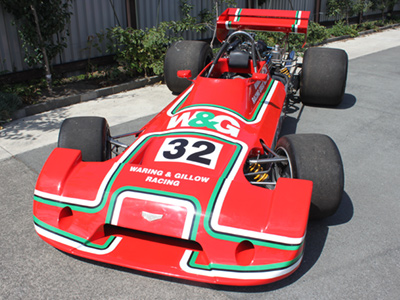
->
<box><xmin>291</xmin><ymin>11</ymin><xmax>300</xmax><ymax>32</ymax></box>
<box><xmin>34</xmin><ymin>216</ymin><xmax>116</xmax><ymax>249</ymax></box>
<box><xmin>34</xmin><ymin>194</ymin><xmax>107</xmax><ymax>213</ymax></box>
<box><xmin>188</xmin><ymin>250</ymin><xmax>303</xmax><ymax>272</ymax></box>
<box><xmin>201</xmin><ymin>144</ymin><xmax>302</xmax><ymax>251</ymax></box>
<box><xmin>33</xmin><ymin>134</ymin><xmax>164</xmax><ymax>214</ymax></box>
<box><xmin>172</xmin><ymin>92</ymin><xmax>190</xmax><ymax>114</ymax></box>
<box><xmin>172</xmin><ymin>80</ymin><xmax>275</xmax><ymax>122</ymax></box>
<box><xmin>236</xmin><ymin>8</ymin><xmax>242</xmax><ymax>21</ymax></box>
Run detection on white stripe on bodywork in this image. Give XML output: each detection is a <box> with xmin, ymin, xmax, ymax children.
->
<box><xmin>234</xmin><ymin>8</ymin><xmax>240</xmax><ymax>22</ymax></box>
<box><xmin>166</xmin><ymin>81</ymin><xmax>279</xmax><ymax>124</ymax></box>
<box><xmin>34</xmin><ymin>225</ymin><xmax>122</xmax><ymax>255</ymax></box>
<box><xmin>293</xmin><ymin>11</ymin><xmax>302</xmax><ymax>33</ymax></box>
<box><xmin>34</xmin><ymin>162</ymin><xmax>119</xmax><ymax>207</ymax></box>
<box><xmin>180</xmin><ymin>250</ymin><xmax>303</xmax><ymax>280</ymax></box>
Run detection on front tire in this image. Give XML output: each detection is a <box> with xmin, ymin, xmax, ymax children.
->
<box><xmin>276</xmin><ymin>134</ymin><xmax>344</xmax><ymax>219</ymax></box>
<box><xmin>58</xmin><ymin>117</ymin><xmax>111</xmax><ymax>162</ymax></box>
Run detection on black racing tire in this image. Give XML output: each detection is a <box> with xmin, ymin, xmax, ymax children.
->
<box><xmin>276</xmin><ymin>134</ymin><xmax>344</xmax><ymax>219</ymax></box>
<box><xmin>164</xmin><ymin>40</ymin><xmax>213</xmax><ymax>94</ymax></box>
<box><xmin>58</xmin><ymin>116</ymin><xmax>111</xmax><ymax>162</ymax></box>
<box><xmin>300</xmin><ymin>48</ymin><xmax>348</xmax><ymax>106</ymax></box>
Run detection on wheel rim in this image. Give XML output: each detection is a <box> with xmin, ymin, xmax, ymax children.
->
<box><xmin>272</xmin><ymin>147</ymin><xmax>293</xmax><ymax>180</ymax></box>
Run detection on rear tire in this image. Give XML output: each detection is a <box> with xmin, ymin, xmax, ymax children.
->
<box><xmin>300</xmin><ymin>48</ymin><xmax>348</xmax><ymax>106</ymax></box>
<box><xmin>276</xmin><ymin>134</ymin><xmax>344</xmax><ymax>219</ymax></box>
<box><xmin>58</xmin><ymin>117</ymin><xmax>111</xmax><ymax>162</ymax></box>
<box><xmin>164</xmin><ymin>40</ymin><xmax>213</xmax><ymax>94</ymax></box>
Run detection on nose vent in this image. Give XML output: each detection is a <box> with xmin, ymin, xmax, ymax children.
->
<box><xmin>235</xmin><ymin>240</ymin><xmax>255</xmax><ymax>266</ymax></box>
<box><xmin>104</xmin><ymin>224</ymin><xmax>203</xmax><ymax>251</ymax></box>
<box><xmin>58</xmin><ymin>206</ymin><xmax>73</xmax><ymax>230</ymax></box>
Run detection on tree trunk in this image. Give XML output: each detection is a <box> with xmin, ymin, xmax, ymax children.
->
<box><xmin>30</xmin><ymin>4</ymin><xmax>53</xmax><ymax>94</ymax></box>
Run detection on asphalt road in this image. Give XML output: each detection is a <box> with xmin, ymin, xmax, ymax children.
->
<box><xmin>1</xmin><ymin>29</ymin><xmax>400</xmax><ymax>299</ymax></box>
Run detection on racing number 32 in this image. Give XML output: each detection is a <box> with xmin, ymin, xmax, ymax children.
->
<box><xmin>155</xmin><ymin>137</ymin><xmax>223</xmax><ymax>169</ymax></box>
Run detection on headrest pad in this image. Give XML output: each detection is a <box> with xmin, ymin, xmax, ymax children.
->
<box><xmin>229</xmin><ymin>51</ymin><xmax>250</xmax><ymax>69</ymax></box>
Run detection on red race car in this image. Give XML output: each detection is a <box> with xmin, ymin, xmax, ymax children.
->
<box><xmin>33</xmin><ymin>8</ymin><xmax>347</xmax><ymax>286</ymax></box>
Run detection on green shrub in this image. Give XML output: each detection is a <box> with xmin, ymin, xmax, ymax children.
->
<box><xmin>307</xmin><ymin>21</ymin><xmax>330</xmax><ymax>45</ymax></box>
<box><xmin>141</xmin><ymin>24</ymin><xmax>175</xmax><ymax>76</ymax></box>
<box><xmin>98</xmin><ymin>22</ymin><xmax>181</xmax><ymax>77</ymax></box>
<box><xmin>328</xmin><ymin>20</ymin><xmax>359</xmax><ymax>37</ymax></box>
<box><xmin>0</xmin><ymin>91</ymin><xmax>22</xmax><ymax>121</ymax></box>
<box><xmin>93</xmin><ymin>0</ymin><xmax>212</xmax><ymax>77</ymax></box>
<box><xmin>357</xmin><ymin>21</ymin><xmax>380</xmax><ymax>31</ymax></box>
<box><xmin>1</xmin><ymin>80</ymin><xmax>44</xmax><ymax>106</ymax></box>
<box><xmin>255</xmin><ymin>31</ymin><xmax>284</xmax><ymax>47</ymax></box>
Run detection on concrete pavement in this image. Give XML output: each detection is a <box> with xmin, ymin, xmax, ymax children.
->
<box><xmin>321</xmin><ymin>25</ymin><xmax>400</xmax><ymax>58</ymax></box>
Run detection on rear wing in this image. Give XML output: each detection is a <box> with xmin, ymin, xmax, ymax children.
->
<box><xmin>216</xmin><ymin>8</ymin><xmax>310</xmax><ymax>42</ymax></box>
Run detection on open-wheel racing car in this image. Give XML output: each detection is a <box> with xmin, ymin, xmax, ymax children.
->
<box><xmin>33</xmin><ymin>8</ymin><xmax>347</xmax><ymax>286</ymax></box>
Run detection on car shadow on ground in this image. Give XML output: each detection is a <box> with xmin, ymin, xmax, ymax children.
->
<box><xmin>337</xmin><ymin>93</ymin><xmax>357</xmax><ymax>110</ymax></box>
<box><xmin>281</xmin><ymin>93</ymin><xmax>357</xmax><ymax>136</ymax></box>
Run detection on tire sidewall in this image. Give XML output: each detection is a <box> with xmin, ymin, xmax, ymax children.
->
<box><xmin>300</xmin><ymin>48</ymin><xmax>348</xmax><ymax>106</ymax></box>
<box><xmin>164</xmin><ymin>40</ymin><xmax>213</xmax><ymax>94</ymax></box>
<box><xmin>276</xmin><ymin>134</ymin><xmax>344</xmax><ymax>219</ymax></box>
<box><xmin>58</xmin><ymin>116</ymin><xmax>110</xmax><ymax>162</ymax></box>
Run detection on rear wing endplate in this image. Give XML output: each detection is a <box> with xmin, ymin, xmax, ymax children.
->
<box><xmin>216</xmin><ymin>8</ymin><xmax>310</xmax><ymax>42</ymax></box>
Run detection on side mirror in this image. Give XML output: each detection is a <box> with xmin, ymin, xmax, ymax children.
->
<box><xmin>251</xmin><ymin>73</ymin><xmax>269</xmax><ymax>81</ymax></box>
<box><xmin>177</xmin><ymin>70</ymin><xmax>192</xmax><ymax>79</ymax></box>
